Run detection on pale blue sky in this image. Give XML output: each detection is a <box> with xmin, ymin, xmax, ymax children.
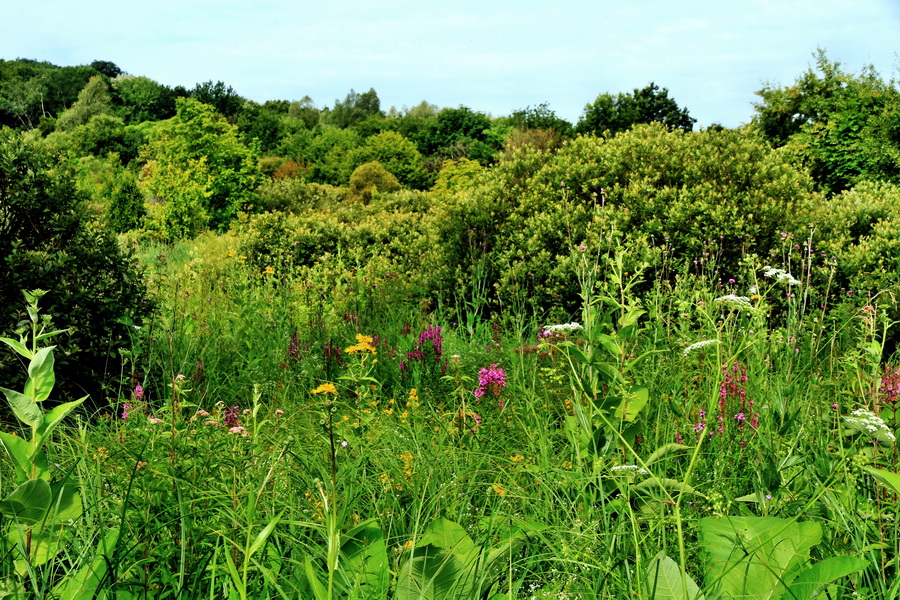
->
<box><xmin>3</xmin><ymin>0</ymin><xmax>898</xmax><ymax>127</ymax></box>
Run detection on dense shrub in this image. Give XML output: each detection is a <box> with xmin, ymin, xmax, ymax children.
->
<box><xmin>348</xmin><ymin>161</ymin><xmax>401</xmax><ymax>204</ymax></box>
<box><xmin>438</xmin><ymin>124</ymin><xmax>819</xmax><ymax>314</ymax></box>
<box><xmin>257</xmin><ymin>178</ymin><xmax>347</xmax><ymax>213</ymax></box>
<box><xmin>0</xmin><ymin>127</ymin><xmax>150</xmax><ymax>403</ymax></box>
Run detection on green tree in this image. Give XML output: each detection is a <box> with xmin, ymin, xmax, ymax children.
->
<box><xmin>416</xmin><ymin>106</ymin><xmax>499</xmax><ymax>165</ymax></box>
<box><xmin>753</xmin><ymin>51</ymin><xmax>900</xmax><ymax>194</ymax></box>
<box><xmin>508</xmin><ymin>102</ymin><xmax>573</xmax><ymax>135</ymax></box>
<box><xmin>346</xmin><ymin>131</ymin><xmax>430</xmax><ymax>188</ymax></box>
<box><xmin>325</xmin><ymin>88</ymin><xmax>383</xmax><ymax>128</ymax></box>
<box><xmin>576</xmin><ymin>82</ymin><xmax>695</xmax><ymax>136</ymax></box>
<box><xmin>54</xmin><ymin>76</ymin><xmax>114</xmax><ymax>131</ymax></box>
<box><xmin>0</xmin><ymin>127</ymin><xmax>150</xmax><ymax>402</ymax></box>
<box><xmin>141</xmin><ymin>98</ymin><xmax>260</xmax><ymax>238</ymax></box>
<box><xmin>190</xmin><ymin>80</ymin><xmax>245</xmax><ymax>120</ymax></box>
<box><xmin>112</xmin><ymin>75</ymin><xmax>182</xmax><ymax>123</ymax></box>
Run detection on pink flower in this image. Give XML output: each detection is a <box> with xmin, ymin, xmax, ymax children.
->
<box><xmin>134</xmin><ymin>385</ymin><xmax>143</xmax><ymax>400</ymax></box>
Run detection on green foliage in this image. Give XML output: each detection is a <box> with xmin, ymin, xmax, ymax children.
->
<box><xmin>812</xmin><ymin>181</ymin><xmax>900</xmax><ymax>291</ymax></box>
<box><xmin>753</xmin><ymin>51</ymin><xmax>900</xmax><ymax>194</ymax></box>
<box><xmin>416</xmin><ymin>106</ymin><xmax>500</xmax><ymax>165</ymax></box>
<box><xmin>444</xmin><ymin>123</ymin><xmax>817</xmax><ymax>312</ymax></box>
<box><xmin>0</xmin><ymin>59</ymin><xmax>99</xmax><ymax>129</ymax></box>
<box><xmin>347</xmin><ymin>130</ymin><xmax>431</xmax><ymax>189</ymax></box>
<box><xmin>348</xmin><ymin>161</ymin><xmax>402</xmax><ymax>204</ymax></box>
<box><xmin>576</xmin><ymin>82</ymin><xmax>696</xmax><ymax>136</ymax></box>
<box><xmin>190</xmin><ymin>80</ymin><xmax>245</xmax><ymax>120</ymax></box>
<box><xmin>54</xmin><ymin>76</ymin><xmax>114</xmax><ymax>132</ymax></box>
<box><xmin>0</xmin><ymin>127</ymin><xmax>150</xmax><ymax>401</ymax></box>
<box><xmin>111</xmin><ymin>74</ymin><xmax>182</xmax><ymax>123</ymax></box>
<box><xmin>141</xmin><ymin>97</ymin><xmax>261</xmax><ymax>238</ymax></box>
<box><xmin>258</xmin><ymin>178</ymin><xmax>347</xmax><ymax>213</ymax></box>
<box><xmin>325</xmin><ymin>88</ymin><xmax>383</xmax><ymax>129</ymax></box>
<box><xmin>507</xmin><ymin>102</ymin><xmax>573</xmax><ymax>135</ymax></box>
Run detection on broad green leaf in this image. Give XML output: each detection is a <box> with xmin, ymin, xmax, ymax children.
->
<box><xmin>634</xmin><ymin>477</ymin><xmax>698</xmax><ymax>498</ymax></box>
<box><xmin>395</xmin><ymin>545</ymin><xmax>465</xmax><ymax>600</ymax></box>
<box><xmin>418</xmin><ymin>518</ymin><xmax>478</xmax><ymax>565</ymax></box>
<box><xmin>700</xmin><ymin>516</ymin><xmax>822</xmax><ymax>600</ymax></box>
<box><xmin>48</xmin><ymin>480</ymin><xmax>83</xmax><ymax>524</ymax></box>
<box><xmin>783</xmin><ymin>556</ymin><xmax>867</xmax><ymax>600</ymax></box>
<box><xmin>0</xmin><ymin>478</ymin><xmax>52</xmax><ymax>525</ymax></box>
<box><xmin>617</xmin><ymin>385</ymin><xmax>649</xmax><ymax>422</ymax></box>
<box><xmin>862</xmin><ymin>466</ymin><xmax>900</xmax><ymax>495</ymax></box>
<box><xmin>338</xmin><ymin>520</ymin><xmax>389</xmax><ymax>597</ymax></box>
<box><xmin>8</xmin><ymin>525</ymin><xmax>62</xmax><ymax>569</ymax></box>
<box><xmin>0</xmin><ymin>430</ymin><xmax>33</xmax><ymax>483</ymax></box>
<box><xmin>645</xmin><ymin>551</ymin><xmax>704</xmax><ymax>600</ymax></box>
<box><xmin>0</xmin><ymin>337</ymin><xmax>32</xmax><ymax>359</ymax></box>
<box><xmin>645</xmin><ymin>443</ymin><xmax>692</xmax><ymax>468</ymax></box>
<box><xmin>0</xmin><ymin>386</ymin><xmax>42</xmax><ymax>430</ymax></box>
<box><xmin>24</xmin><ymin>346</ymin><xmax>55</xmax><ymax>402</ymax></box>
<box><xmin>55</xmin><ymin>527</ymin><xmax>120</xmax><ymax>600</ymax></box>
<box><xmin>33</xmin><ymin>396</ymin><xmax>86</xmax><ymax>459</ymax></box>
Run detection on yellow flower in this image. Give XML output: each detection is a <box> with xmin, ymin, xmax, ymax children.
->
<box><xmin>491</xmin><ymin>483</ymin><xmax>507</xmax><ymax>497</ymax></box>
<box><xmin>345</xmin><ymin>333</ymin><xmax>377</xmax><ymax>354</ymax></box>
<box><xmin>311</xmin><ymin>383</ymin><xmax>337</xmax><ymax>395</ymax></box>
<box><xmin>263</xmin><ymin>266</ymin><xmax>275</xmax><ymax>275</ymax></box>
<box><xmin>510</xmin><ymin>455</ymin><xmax>525</xmax><ymax>463</ymax></box>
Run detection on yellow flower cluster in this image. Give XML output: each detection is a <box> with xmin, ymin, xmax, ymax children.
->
<box><xmin>311</xmin><ymin>382</ymin><xmax>337</xmax><ymax>395</ymax></box>
<box><xmin>262</xmin><ymin>266</ymin><xmax>275</xmax><ymax>275</ymax></box>
<box><xmin>344</xmin><ymin>333</ymin><xmax>377</xmax><ymax>355</ymax></box>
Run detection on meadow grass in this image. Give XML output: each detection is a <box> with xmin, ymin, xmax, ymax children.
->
<box><xmin>1</xmin><ymin>233</ymin><xmax>898</xmax><ymax>599</ymax></box>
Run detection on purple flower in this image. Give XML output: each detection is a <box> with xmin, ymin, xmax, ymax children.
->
<box><xmin>122</xmin><ymin>403</ymin><xmax>132</xmax><ymax>421</ymax></box>
<box><xmin>474</xmin><ymin>364</ymin><xmax>507</xmax><ymax>401</ymax></box>
<box><xmin>134</xmin><ymin>385</ymin><xmax>143</xmax><ymax>400</ymax></box>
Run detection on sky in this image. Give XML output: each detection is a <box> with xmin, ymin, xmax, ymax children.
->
<box><xmin>3</xmin><ymin>0</ymin><xmax>898</xmax><ymax>128</ymax></box>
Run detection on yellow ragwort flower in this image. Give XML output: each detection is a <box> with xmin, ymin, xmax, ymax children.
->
<box><xmin>311</xmin><ymin>382</ymin><xmax>338</xmax><ymax>395</ymax></box>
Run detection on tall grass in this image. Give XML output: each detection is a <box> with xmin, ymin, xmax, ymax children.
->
<box><xmin>1</xmin><ymin>230</ymin><xmax>898</xmax><ymax>599</ymax></box>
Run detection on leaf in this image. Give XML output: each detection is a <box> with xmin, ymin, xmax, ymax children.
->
<box><xmin>48</xmin><ymin>480</ymin><xmax>83</xmax><ymax>524</ymax></box>
<box><xmin>633</xmin><ymin>477</ymin><xmax>698</xmax><ymax>498</ymax></box>
<box><xmin>338</xmin><ymin>520</ymin><xmax>389</xmax><ymax>597</ymax></box>
<box><xmin>24</xmin><ymin>346</ymin><xmax>55</xmax><ymax>403</ymax></box>
<box><xmin>0</xmin><ymin>430</ymin><xmax>34</xmax><ymax>483</ymax></box>
<box><xmin>783</xmin><ymin>556</ymin><xmax>867</xmax><ymax>600</ymax></box>
<box><xmin>248</xmin><ymin>511</ymin><xmax>282</xmax><ymax>558</ymax></box>
<box><xmin>33</xmin><ymin>396</ymin><xmax>86</xmax><ymax>460</ymax></box>
<box><xmin>0</xmin><ymin>336</ymin><xmax>32</xmax><ymax>360</ymax></box>
<box><xmin>644</xmin><ymin>443</ymin><xmax>692</xmax><ymax>468</ymax></box>
<box><xmin>418</xmin><ymin>518</ymin><xmax>478</xmax><ymax>565</ymax></box>
<box><xmin>645</xmin><ymin>551</ymin><xmax>704</xmax><ymax>600</ymax></box>
<box><xmin>0</xmin><ymin>386</ymin><xmax>42</xmax><ymax>430</ymax></box>
<box><xmin>616</xmin><ymin>385</ymin><xmax>649</xmax><ymax>422</ymax></box>
<box><xmin>700</xmin><ymin>516</ymin><xmax>822</xmax><ymax>600</ymax></box>
<box><xmin>395</xmin><ymin>545</ymin><xmax>465</xmax><ymax>600</ymax></box>
<box><xmin>55</xmin><ymin>527</ymin><xmax>120</xmax><ymax>600</ymax></box>
<box><xmin>0</xmin><ymin>478</ymin><xmax>52</xmax><ymax>525</ymax></box>
<box><xmin>862</xmin><ymin>466</ymin><xmax>900</xmax><ymax>495</ymax></box>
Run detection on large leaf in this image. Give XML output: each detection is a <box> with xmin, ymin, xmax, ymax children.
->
<box><xmin>0</xmin><ymin>386</ymin><xmax>42</xmax><ymax>430</ymax></box>
<box><xmin>48</xmin><ymin>480</ymin><xmax>83</xmax><ymax>524</ymax></box>
<box><xmin>616</xmin><ymin>384</ymin><xmax>649</xmax><ymax>422</ymax></box>
<box><xmin>418</xmin><ymin>518</ymin><xmax>479</xmax><ymax>566</ymax></box>
<box><xmin>700</xmin><ymin>516</ymin><xmax>821</xmax><ymax>600</ymax></box>
<box><xmin>0</xmin><ymin>478</ymin><xmax>52</xmax><ymax>525</ymax></box>
<box><xmin>395</xmin><ymin>545</ymin><xmax>466</xmax><ymax>600</ymax></box>
<box><xmin>55</xmin><ymin>527</ymin><xmax>120</xmax><ymax>600</ymax></box>
<box><xmin>0</xmin><ymin>336</ymin><xmax>32</xmax><ymax>360</ymax></box>
<box><xmin>24</xmin><ymin>346</ymin><xmax>55</xmax><ymax>403</ymax></box>
<box><xmin>33</xmin><ymin>396</ymin><xmax>86</xmax><ymax>459</ymax></box>
<box><xmin>0</xmin><ymin>430</ymin><xmax>34</xmax><ymax>483</ymax></box>
<box><xmin>783</xmin><ymin>556</ymin><xmax>867</xmax><ymax>600</ymax></box>
<box><xmin>338</xmin><ymin>520</ymin><xmax>389</xmax><ymax>598</ymax></box>
<box><xmin>862</xmin><ymin>466</ymin><xmax>900</xmax><ymax>495</ymax></box>
<box><xmin>645</xmin><ymin>551</ymin><xmax>704</xmax><ymax>600</ymax></box>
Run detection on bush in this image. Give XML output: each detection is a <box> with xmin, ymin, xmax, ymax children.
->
<box><xmin>0</xmin><ymin>127</ymin><xmax>151</xmax><ymax>403</ymax></box>
<box><xmin>348</xmin><ymin>161</ymin><xmax>401</xmax><ymax>204</ymax></box>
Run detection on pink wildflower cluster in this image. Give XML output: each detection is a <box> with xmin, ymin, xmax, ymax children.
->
<box><xmin>878</xmin><ymin>366</ymin><xmax>900</xmax><ymax>404</ymax></box>
<box><xmin>474</xmin><ymin>364</ymin><xmax>507</xmax><ymax>408</ymax></box>
<box><xmin>691</xmin><ymin>360</ymin><xmax>758</xmax><ymax>445</ymax></box>
<box><xmin>401</xmin><ymin>325</ymin><xmax>447</xmax><ymax>374</ymax></box>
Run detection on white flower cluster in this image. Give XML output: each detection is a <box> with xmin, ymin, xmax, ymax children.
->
<box><xmin>543</xmin><ymin>322</ymin><xmax>583</xmax><ymax>333</ymax></box>
<box><xmin>714</xmin><ymin>294</ymin><xmax>755</xmax><ymax>311</ymax></box>
<box><xmin>849</xmin><ymin>409</ymin><xmax>896</xmax><ymax>442</ymax></box>
<box><xmin>682</xmin><ymin>339</ymin><xmax>721</xmax><ymax>356</ymax></box>
<box><xmin>610</xmin><ymin>465</ymin><xmax>648</xmax><ymax>475</ymax></box>
<box><xmin>762</xmin><ymin>266</ymin><xmax>801</xmax><ymax>285</ymax></box>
